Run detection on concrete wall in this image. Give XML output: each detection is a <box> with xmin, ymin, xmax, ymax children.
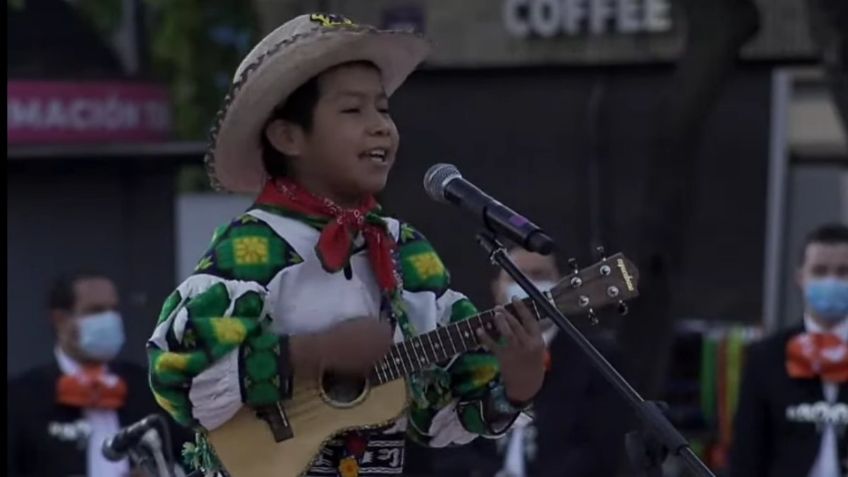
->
<box><xmin>175</xmin><ymin>193</ymin><xmax>254</xmax><ymax>282</ymax></box>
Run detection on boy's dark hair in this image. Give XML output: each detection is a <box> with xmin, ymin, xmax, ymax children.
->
<box><xmin>48</xmin><ymin>271</ymin><xmax>108</xmax><ymax>311</ymax></box>
<box><xmin>260</xmin><ymin>60</ymin><xmax>381</xmax><ymax>178</ymax></box>
<box><xmin>261</xmin><ymin>77</ymin><xmax>321</xmax><ymax>178</ymax></box>
<box><xmin>800</xmin><ymin>223</ymin><xmax>848</xmax><ymax>264</ymax></box>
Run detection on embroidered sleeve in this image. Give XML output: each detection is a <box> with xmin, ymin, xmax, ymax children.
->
<box><xmin>397</xmin><ymin>223</ymin><xmax>523</xmax><ymax>447</ymax></box>
<box><xmin>146</xmin><ymin>213</ymin><xmax>303</xmax><ymax>431</ymax></box>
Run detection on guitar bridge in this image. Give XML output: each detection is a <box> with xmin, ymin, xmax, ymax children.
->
<box><xmin>255</xmin><ymin>401</ymin><xmax>294</xmax><ymax>443</ymax></box>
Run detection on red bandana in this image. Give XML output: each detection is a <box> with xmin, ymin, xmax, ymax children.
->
<box><xmin>786</xmin><ymin>332</ymin><xmax>848</xmax><ymax>383</ymax></box>
<box><xmin>56</xmin><ymin>366</ymin><xmax>127</xmax><ymax>410</ymax></box>
<box><xmin>256</xmin><ymin>178</ymin><xmax>398</xmax><ymax>293</ymax></box>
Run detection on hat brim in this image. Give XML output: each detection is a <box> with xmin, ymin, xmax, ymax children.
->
<box><xmin>206</xmin><ymin>26</ymin><xmax>431</xmax><ymax>194</ymax></box>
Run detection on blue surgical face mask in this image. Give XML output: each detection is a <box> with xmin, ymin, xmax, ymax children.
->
<box><xmin>503</xmin><ymin>280</ymin><xmax>557</xmax><ymax>304</ymax></box>
<box><xmin>805</xmin><ymin>278</ymin><xmax>848</xmax><ymax>324</ymax></box>
<box><xmin>504</xmin><ymin>280</ymin><xmax>558</xmax><ymax>333</ymax></box>
<box><xmin>76</xmin><ymin>311</ymin><xmax>125</xmax><ymax>362</ymax></box>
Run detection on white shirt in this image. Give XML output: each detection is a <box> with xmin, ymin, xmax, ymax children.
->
<box><xmin>55</xmin><ymin>347</ymin><xmax>130</xmax><ymax>477</ymax></box>
<box><xmin>803</xmin><ymin>315</ymin><xmax>848</xmax><ymax>477</ymax></box>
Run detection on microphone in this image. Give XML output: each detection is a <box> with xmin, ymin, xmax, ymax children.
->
<box><xmin>102</xmin><ymin>414</ymin><xmax>162</xmax><ymax>461</ymax></box>
<box><xmin>423</xmin><ymin>163</ymin><xmax>554</xmax><ymax>255</ymax></box>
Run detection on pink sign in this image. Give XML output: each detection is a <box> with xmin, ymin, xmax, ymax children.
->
<box><xmin>7</xmin><ymin>81</ymin><xmax>172</xmax><ymax>145</ymax></box>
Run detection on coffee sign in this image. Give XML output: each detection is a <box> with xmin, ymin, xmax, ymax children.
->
<box><xmin>504</xmin><ymin>0</ymin><xmax>673</xmax><ymax>37</ymax></box>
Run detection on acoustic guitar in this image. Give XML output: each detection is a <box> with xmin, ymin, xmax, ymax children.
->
<box><xmin>208</xmin><ymin>253</ymin><xmax>640</xmax><ymax>477</ymax></box>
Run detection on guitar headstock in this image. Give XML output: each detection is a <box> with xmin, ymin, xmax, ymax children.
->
<box><xmin>550</xmin><ymin>252</ymin><xmax>640</xmax><ymax>318</ymax></box>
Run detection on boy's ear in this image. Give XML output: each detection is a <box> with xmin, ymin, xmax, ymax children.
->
<box><xmin>265</xmin><ymin>119</ymin><xmax>303</xmax><ymax>157</ymax></box>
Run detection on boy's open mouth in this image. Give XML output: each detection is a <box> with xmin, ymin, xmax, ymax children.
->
<box><xmin>361</xmin><ymin>147</ymin><xmax>388</xmax><ymax>164</ymax></box>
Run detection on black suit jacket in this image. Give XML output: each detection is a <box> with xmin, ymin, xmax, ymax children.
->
<box><xmin>7</xmin><ymin>360</ymin><xmax>192</xmax><ymax>477</ymax></box>
<box><xmin>526</xmin><ymin>330</ymin><xmax>629</xmax><ymax>477</ymax></box>
<box><xmin>729</xmin><ymin>325</ymin><xmax>848</xmax><ymax>477</ymax></box>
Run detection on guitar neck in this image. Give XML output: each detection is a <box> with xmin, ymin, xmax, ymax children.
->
<box><xmin>368</xmin><ymin>297</ymin><xmax>544</xmax><ymax>385</ymax></box>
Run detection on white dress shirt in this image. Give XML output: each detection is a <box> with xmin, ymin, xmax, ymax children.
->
<box><xmin>803</xmin><ymin>315</ymin><xmax>848</xmax><ymax>477</ymax></box>
<box><xmin>55</xmin><ymin>347</ymin><xmax>131</xmax><ymax>477</ymax></box>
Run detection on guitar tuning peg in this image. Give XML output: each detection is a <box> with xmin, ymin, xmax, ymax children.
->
<box><xmin>588</xmin><ymin>309</ymin><xmax>599</xmax><ymax>325</ymax></box>
<box><xmin>568</xmin><ymin>257</ymin><xmax>579</xmax><ymax>274</ymax></box>
<box><xmin>595</xmin><ymin>245</ymin><xmax>607</xmax><ymax>261</ymax></box>
<box><xmin>617</xmin><ymin>301</ymin><xmax>629</xmax><ymax>316</ymax></box>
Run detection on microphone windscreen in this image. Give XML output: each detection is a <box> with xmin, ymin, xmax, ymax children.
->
<box><xmin>423</xmin><ymin>163</ymin><xmax>461</xmax><ymax>203</ymax></box>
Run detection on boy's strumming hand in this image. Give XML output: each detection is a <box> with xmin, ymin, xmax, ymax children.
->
<box><xmin>320</xmin><ymin>317</ymin><xmax>394</xmax><ymax>376</ymax></box>
<box><xmin>477</xmin><ymin>297</ymin><xmax>546</xmax><ymax>404</ymax></box>
<box><xmin>291</xmin><ymin>317</ymin><xmax>394</xmax><ymax>379</ymax></box>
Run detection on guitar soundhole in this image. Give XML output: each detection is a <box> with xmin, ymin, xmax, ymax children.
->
<box><xmin>319</xmin><ymin>372</ymin><xmax>368</xmax><ymax>407</ymax></box>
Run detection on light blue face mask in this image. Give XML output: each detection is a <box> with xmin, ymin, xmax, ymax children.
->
<box><xmin>504</xmin><ymin>280</ymin><xmax>558</xmax><ymax>333</ymax></box>
<box><xmin>805</xmin><ymin>278</ymin><xmax>848</xmax><ymax>324</ymax></box>
<box><xmin>76</xmin><ymin>311</ymin><xmax>125</xmax><ymax>362</ymax></box>
<box><xmin>504</xmin><ymin>280</ymin><xmax>557</xmax><ymax>304</ymax></box>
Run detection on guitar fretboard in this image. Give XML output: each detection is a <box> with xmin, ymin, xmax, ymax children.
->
<box><xmin>368</xmin><ymin>297</ymin><xmax>543</xmax><ymax>385</ymax></box>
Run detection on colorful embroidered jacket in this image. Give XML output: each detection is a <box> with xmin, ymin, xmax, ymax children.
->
<box><xmin>147</xmin><ymin>205</ymin><xmax>523</xmax><ymax>475</ymax></box>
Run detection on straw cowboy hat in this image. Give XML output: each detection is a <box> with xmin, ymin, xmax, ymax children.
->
<box><xmin>205</xmin><ymin>13</ymin><xmax>431</xmax><ymax>193</ymax></box>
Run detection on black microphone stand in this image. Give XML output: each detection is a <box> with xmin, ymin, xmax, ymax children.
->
<box><xmin>110</xmin><ymin>416</ymin><xmax>184</xmax><ymax>477</ymax></box>
<box><xmin>475</xmin><ymin>230</ymin><xmax>715</xmax><ymax>477</ymax></box>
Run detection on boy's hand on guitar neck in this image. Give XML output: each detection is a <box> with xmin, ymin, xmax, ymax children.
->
<box><xmin>477</xmin><ymin>297</ymin><xmax>546</xmax><ymax>404</ymax></box>
<box><xmin>290</xmin><ymin>317</ymin><xmax>394</xmax><ymax>379</ymax></box>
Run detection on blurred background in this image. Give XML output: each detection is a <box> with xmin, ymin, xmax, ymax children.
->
<box><xmin>7</xmin><ymin>0</ymin><xmax>847</xmax><ymax>475</ymax></box>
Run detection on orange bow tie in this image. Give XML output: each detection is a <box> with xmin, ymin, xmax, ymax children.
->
<box><xmin>56</xmin><ymin>366</ymin><xmax>127</xmax><ymax>410</ymax></box>
<box><xmin>786</xmin><ymin>332</ymin><xmax>848</xmax><ymax>383</ymax></box>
